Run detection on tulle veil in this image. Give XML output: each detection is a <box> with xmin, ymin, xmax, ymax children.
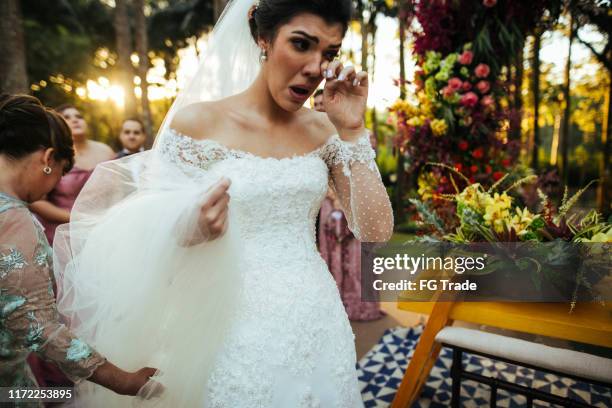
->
<box><xmin>53</xmin><ymin>0</ymin><xmax>260</xmax><ymax>406</ymax></box>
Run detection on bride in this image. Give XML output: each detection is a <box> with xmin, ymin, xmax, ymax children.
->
<box><xmin>54</xmin><ymin>0</ymin><xmax>393</xmax><ymax>406</ymax></box>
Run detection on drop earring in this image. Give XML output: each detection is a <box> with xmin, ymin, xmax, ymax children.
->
<box><xmin>43</xmin><ymin>166</ymin><xmax>52</xmax><ymax>175</ymax></box>
<box><xmin>260</xmin><ymin>49</ymin><xmax>268</xmax><ymax>63</ymax></box>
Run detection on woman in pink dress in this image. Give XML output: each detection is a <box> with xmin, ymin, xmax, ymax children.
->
<box><xmin>28</xmin><ymin>105</ymin><xmax>115</xmax><ymax>388</ymax></box>
<box><xmin>31</xmin><ymin>105</ymin><xmax>115</xmax><ymax>244</ymax></box>
<box><xmin>320</xmin><ymin>187</ymin><xmax>384</xmax><ymax>321</ymax></box>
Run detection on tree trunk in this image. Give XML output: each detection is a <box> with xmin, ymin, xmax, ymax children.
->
<box><xmin>361</xmin><ymin>14</ymin><xmax>368</xmax><ymax>72</ymax></box>
<box><xmin>114</xmin><ymin>0</ymin><xmax>136</xmax><ymax>117</ymax></box>
<box><xmin>597</xmin><ymin>75</ymin><xmax>611</xmax><ymax>216</ymax></box>
<box><xmin>509</xmin><ymin>45</ymin><xmax>524</xmax><ymax>140</ymax></box>
<box><xmin>0</xmin><ymin>0</ymin><xmax>28</xmax><ymax>93</ymax></box>
<box><xmin>134</xmin><ymin>0</ymin><xmax>153</xmax><ymax>147</ymax></box>
<box><xmin>560</xmin><ymin>13</ymin><xmax>574</xmax><ymax>185</ymax></box>
<box><xmin>213</xmin><ymin>0</ymin><xmax>229</xmax><ymax>23</ymax></box>
<box><xmin>531</xmin><ymin>32</ymin><xmax>541</xmax><ymax>171</ymax></box>
<box><xmin>394</xmin><ymin>2</ymin><xmax>407</xmax><ymax>221</ymax></box>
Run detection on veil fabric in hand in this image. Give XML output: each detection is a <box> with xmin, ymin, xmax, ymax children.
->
<box><xmin>53</xmin><ymin>1</ymin><xmax>260</xmax><ymax>406</ymax></box>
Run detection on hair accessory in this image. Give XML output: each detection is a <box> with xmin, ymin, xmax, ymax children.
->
<box><xmin>43</xmin><ymin>166</ymin><xmax>52</xmax><ymax>175</ymax></box>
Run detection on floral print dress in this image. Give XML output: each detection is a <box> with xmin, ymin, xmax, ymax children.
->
<box><xmin>0</xmin><ymin>192</ymin><xmax>105</xmax><ymax>397</ymax></box>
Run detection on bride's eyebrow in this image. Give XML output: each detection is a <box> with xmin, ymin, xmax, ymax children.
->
<box><xmin>291</xmin><ymin>30</ymin><xmax>341</xmax><ymax>48</ymax></box>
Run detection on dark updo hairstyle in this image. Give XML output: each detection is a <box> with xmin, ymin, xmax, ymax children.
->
<box><xmin>248</xmin><ymin>0</ymin><xmax>353</xmax><ymax>44</ymax></box>
<box><xmin>0</xmin><ymin>94</ymin><xmax>75</xmax><ymax>171</ymax></box>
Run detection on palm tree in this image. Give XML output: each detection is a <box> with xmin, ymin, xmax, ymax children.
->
<box><xmin>531</xmin><ymin>31</ymin><xmax>542</xmax><ymax>171</ymax></box>
<box><xmin>133</xmin><ymin>0</ymin><xmax>153</xmax><ymax>146</ymax></box>
<box><xmin>114</xmin><ymin>0</ymin><xmax>136</xmax><ymax>117</ymax></box>
<box><xmin>560</xmin><ymin>12</ymin><xmax>574</xmax><ymax>185</ymax></box>
<box><xmin>0</xmin><ymin>0</ymin><xmax>28</xmax><ymax>93</ymax></box>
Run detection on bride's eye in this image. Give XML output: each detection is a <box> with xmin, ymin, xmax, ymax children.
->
<box><xmin>291</xmin><ymin>38</ymin><xmax>310</xmax><ymax>52</ymax></box>
<box><xmin>324</xmin><ymin>51</ymin><xmax>338</xmax><ymax>61</ymax></box>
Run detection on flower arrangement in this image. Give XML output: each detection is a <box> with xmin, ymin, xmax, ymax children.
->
<box><xmin>391</xmin><ymin>0</ymin><xmax>561</xmax><ymax>219</ymax></box>
<box><xmin>410</xmin><ymin>165</ymin><xmax>611</xmax><ymax>308</ymax></box>
<box><xmin>412</xmin><ymin>165</ymin><xmax>611</xmax><ymax>244</ymax></box>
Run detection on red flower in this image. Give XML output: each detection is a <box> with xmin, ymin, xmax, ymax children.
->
<box><xmin>493</xmin><ymin>171</ymin><xmax>504</xmax><ymax>181</ymax></box>
<box><xmin>458</xmin><ymin>140</ymin><xmax>469</xmax><ymax>151</ymax></box>
<box><xmin>442</xmin><ymin>86</ymin><xmax>455</xmax><ymax>98</ymax></box>
<box><xmin>485</xmin><ymin>165</ymin><xmax>492</xmax><ymax>174</ymax></box>
<box><xmin>470</xmin><ymin>165</ymin><xmax>478</xmax><ymax>173</ymax></box>
<box><xmin>502</xmin><ymin>158</ymin><xmax>511</xmax><ymax>167</ymax></box>
<box><xmin>472</xmin><ymin>147</ymin><xmax>484</xmax><ymax>160</ymax></box>
<box><xmin>458</xmin><ymin>50</ymin><xmax>474</xmax><ymax>65</ymax></box>
<box><xmin>475</xmin><ymin>63</ymin><xmax>490</xmax><ymax>78</ymax></box>
<box><xmin>462</xmin><ymin>81</ymin><xmax>472</xmax><ymax>91</ymax></box>
<box><xmin>483</xmin><ymin>0</ymin><xmax>497</xmax><ymax>7</ymax></box>
<box><xmin>448</xmin><ymin>77</ymin><xmax>463</xmax><ymax>91</ymax></box>
<box><xmin>481</xmin><ymin>95</ymin><xmax>495</xmax><ymax>108</ymax></box>
<box><xmin>455</xmin><ymin>163</ymin><xmax>463</xmax><ymax>173</ymax></box>
<box><xmin>469</xmin><ymin>176</ymin><xmax>476</xmax><ymax>184</ymax></box>
<box><xmin>460</xmin><ymin>92</ymin><xmax>479</xmax><ymax>108</ymax></box>
<box><xmin>476</xmin><ymin>80</ymin><xmax>490</xmax><ymax>94</ymax></box>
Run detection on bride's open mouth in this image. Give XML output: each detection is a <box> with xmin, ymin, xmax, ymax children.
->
<box><xmin>289</xmin><ymin>85</ymin><xmax>311</xmax><ymax>101</ymax></box>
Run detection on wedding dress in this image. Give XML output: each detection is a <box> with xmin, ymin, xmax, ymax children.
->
<box><xmin>55</xmin><ymin>127</ymin><xmax>391</xmax><ymax>407</ymax></box>
<box><xmin>52</xmin><ymin>1</ymin><xmax>393</xmax><ymax>406</ymax></box>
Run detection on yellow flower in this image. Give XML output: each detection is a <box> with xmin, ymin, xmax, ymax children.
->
<box><xmin>509</xmin><ymin>207</ymin><xmax>538</xmax><ymax>237</ymax></box>
<box><xmin>407</xmin><ymin>116</ymin><xmax>424</xmax><ymax>127</ymax></box>
<box><xmin>418</xmin><ymin>172</ymin><xmax>436</xmax><ymax>200</ymax></box>
<box><xmin>457</xmin><ymin>184</ymin><xmax>488</xmax><ymax>213</ymax></box>
<box><xmin>483</xmin><ymin>192</ymin><xmax>513</xmax><ymax>233</ymax></box>
<box><xmin>585</xmin><ymin>229</ymin><xmax>612</xmax><ymax>243</ymax></box>
<box><xmin>430</xmin><ymin>119</ymin><xmax>448</xmax><ymax>136</ymax></box>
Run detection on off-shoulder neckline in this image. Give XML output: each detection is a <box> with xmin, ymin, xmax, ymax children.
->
<box><xmin>166</xmin><ymin>127</ymin><xmax>340</xmax><ymax>162</ymax></box>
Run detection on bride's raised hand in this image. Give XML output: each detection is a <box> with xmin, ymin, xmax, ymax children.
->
<box><xmin>321</xmin><ymin>59</ymin><xmax>368</xmax><ymax>141</ymax></box>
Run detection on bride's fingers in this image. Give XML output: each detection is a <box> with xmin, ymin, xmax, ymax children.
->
<box><xmin>324</xmin><ymin>60</ymin><xmax>343</xmax><ymax>79</ymax></box>
<box><xmin>353</xmin><ymin>71</ymin><xmax>369</xmax><ymax>87</ymax></box>
<box><xmin>337</xmin><ymin>66</ymin><xmax>356</xmax><ymax>82</ymax></box>
<box><xmin>201</xmin><ymin>178</ymin><xmax>231</xmax><ymax>209</ymax></box>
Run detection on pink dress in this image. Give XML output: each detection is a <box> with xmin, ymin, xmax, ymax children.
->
<box><xmin>38</xmin><ymin>167</ymin><xmax>93</xmax><ymax>244</ymax></box>
<box><xmin>319</xmin><ymin>205</ymin><xmax>384</xmax><ymax>321</ymax></box>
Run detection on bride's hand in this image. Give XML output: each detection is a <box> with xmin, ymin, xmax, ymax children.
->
<box><xmin>197</xmin><ymin>178</ymin><xmax>231</xmax><ymax>241</ymax></box>
<box><xmin>321</xmin><ymin>60</ymin><xmax>368</xmax><ymax>141</ymax></box>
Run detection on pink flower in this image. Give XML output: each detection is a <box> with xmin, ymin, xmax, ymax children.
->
<box><xmin>483</xmin><ymin>0</ymin><xmax>497</xmax><ymax>7</ymax></box>
<box><xmin>458</xmin><ymin>50</ymin><xmax>474</xmax><ymax>65</ymax></box>
<box><xmin>462</xmin><ymin>81</ymin><xmax>472</xmax><ymax>91</ymax></box>
<box><xmin>481</xmin><ymin>95</ymin><xmax>495</xmax><ymax>107</ymax></box>
<box><xmin>448</xmin><ymin>77</ymin><xmax>463</xmax><ymax>91</ymax></box>
<box><xmin>442</xmin><ymin>86</ymin><xmax>455</xmax><ymax>98</ymax></box>
<box><xmin>476</xmin><ymin>80</ymin><xmax>490</xmax><ymax>94</ymax></box>
<box><xmin>475</xmin><ymin>63</ymin><xmax>490</xmax><ymax>78</ymax></box>
<box><xmin>460</xmin><ymin>92</ymin><xmax>479</xmax><ymax>108</ymax></box>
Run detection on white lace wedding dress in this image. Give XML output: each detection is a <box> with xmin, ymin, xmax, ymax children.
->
<box><xmin>56</xmin><ymin>127</ymin><xmax>392</xmax><ymax>407</ymax></box>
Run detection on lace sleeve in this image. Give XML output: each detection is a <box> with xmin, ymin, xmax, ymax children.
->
<box><xmin>0</xmin><ymin>208</ymin><xmax>106</xmax><ymax>383</ymax></box>
<box><xmin>320</xmin><ymin>131</ymin><xmax>394</xmax><ymax>242</ymax></box>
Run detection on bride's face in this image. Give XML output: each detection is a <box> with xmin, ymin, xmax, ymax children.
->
<box><xmin>261</xmin><ymin>13</ymin><xmax>344</xmax><ymax>112</ymax></box>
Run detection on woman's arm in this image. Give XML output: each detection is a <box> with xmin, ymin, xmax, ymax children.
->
<box><xmin>29</xmin><ymin>199</ymin><xmax>70</xmax><ymax>223</ymax></box>
<box><xmin>0</xmin><ymin>211</ymin><xmax>155</xmax><ymax>394</ymax></box>
<box><xmin>322</xmin><ymin>131</ymin><xmax>394</xmax><ymax>242</ymax></box>
<box><xmin>318</xmin><ymin>60</ymin><xmax>393</xmax><ymax>242</ymax></box>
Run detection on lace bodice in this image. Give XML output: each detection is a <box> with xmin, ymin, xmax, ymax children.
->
<box><xmin>158</xmin><ymin>128</ymin><xmax>393</xmax><ymax>243</ymax></box>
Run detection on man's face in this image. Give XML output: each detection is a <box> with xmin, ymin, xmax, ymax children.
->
<box><xmin>313</xmin><ymin>94</ymin><xmax>324</xmax><ymax>112</ymax></box>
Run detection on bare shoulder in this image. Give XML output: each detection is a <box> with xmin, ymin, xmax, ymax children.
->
<box><xmin>89</xmin><ymin>140</ymin><xmax>115</xmax><ymax>161</ymax></box>
<box><xmin>170</xmin><ymin>101</ymin><xmax>223</xmax><ymax>140</ymax></box>
<box><xmin>301</xmin><ymin>108</ymin><xmax>336</xmax><ymax>146</ymax></box>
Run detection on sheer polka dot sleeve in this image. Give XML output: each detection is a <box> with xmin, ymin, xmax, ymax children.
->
<box><xmin>320</xmin><ymin>132</ymin><xmax>394</xmax><ymax>242</ymax></box>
